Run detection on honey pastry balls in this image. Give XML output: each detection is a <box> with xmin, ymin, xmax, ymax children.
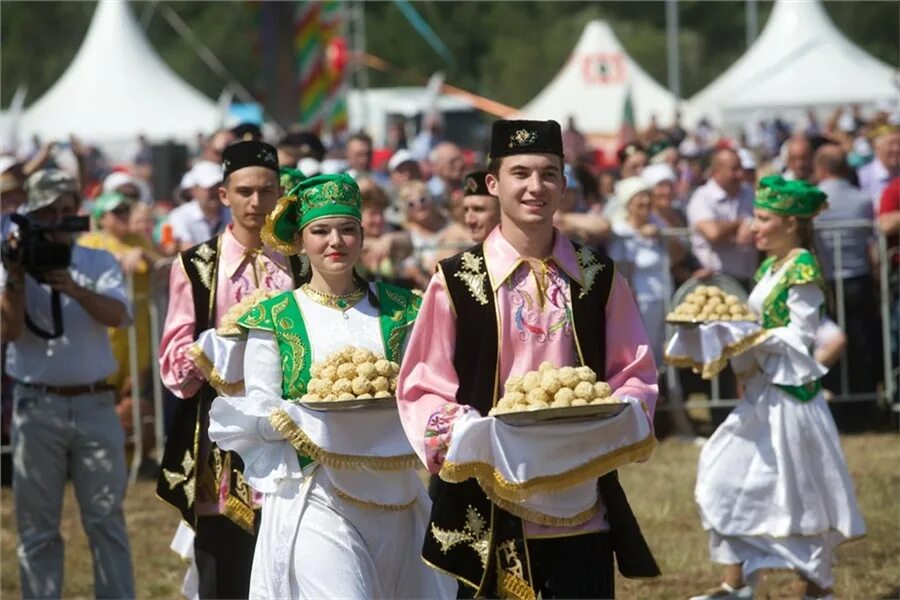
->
<box><xmin>216</xmin><ymin>288</ymin><xmax>277</xmax><ymax>336</ymax></box>
<box><xmin>300</xmin><ymin>346</ymin><xmax>400</xmax><ymax>403</ymax></box>
<box><xmin>489</xmin><ymin>361</ymin><xmax>616</xmax><ymax>415</ymax></box>
<box><xmin>667</xmin><ymin>285</ymin><xmax>757</xmax><ymax>323</ymax></box>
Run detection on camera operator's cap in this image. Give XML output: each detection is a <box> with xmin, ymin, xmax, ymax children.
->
<box><xmin>22</xmin><ymin>169</ymin><xmax>80</xmax><ymax>214</ymax></box>
<box><xmin>755</xmin><ymin>174</ymin><xmax>828</xmax><ymax>218</ymax></box>
<box><xmin>90</xmin><ymin>192</ymin><xmax>130</xmax><ymax>220</ymax></box>
<box><xmin>222</xmin><ymin>140</ymin><xmax>279</xmax><ymax>180</ymax></box>
<box><xmin>489</xmin><ymin>119</ymin><xmax>563</xmax><ymax>159</ymax></box>
<box><xmin>262</xmin><ymin>173</ymin><xmax>361</xmax><ymax>255</ymax></box>
<box><xmin>463</xmin><ymin>170</ymin><xmax>491</xmax><ymax>197</ymax></box>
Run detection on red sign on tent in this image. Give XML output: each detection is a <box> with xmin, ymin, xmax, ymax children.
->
<box><xmin>580</xmin><ymin>52</ymin><xmax>627</xmax><ymax>85</ymax></box>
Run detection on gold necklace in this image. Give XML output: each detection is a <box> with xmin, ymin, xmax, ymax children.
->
<box><xmin>302</xmin><ymin>283</ymin><xmax>366</xmax><ymax>311</ymax></box>
<box><xmin>771</xmin><ymin>248</ymin><xmax>801</xmax><ymax>273</ymax></box>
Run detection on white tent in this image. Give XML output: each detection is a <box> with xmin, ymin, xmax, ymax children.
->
<box><xmin>17</xmin><ymin>0</ymin><xmax>221</xmax><ymax>154</ymax></box>
<box><xmin>520</xmin><ymin>20</ymin><xmax>678</xmax><ymax>135</ymax></box>
<box><xmin>685</xmin><ymin>0</ymin><xmax>899</xmax><ymax>129</ymax></box>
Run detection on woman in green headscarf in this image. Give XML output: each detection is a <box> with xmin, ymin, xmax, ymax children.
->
<box><xmin>689</xmin><ymin>176</ymin><xmax>864</xmax><ymax>600</ymax></box>
<box><xmin>207</xmin><ymin>173</ymin><xmax>454</xmax><ymax>599</ymax></box>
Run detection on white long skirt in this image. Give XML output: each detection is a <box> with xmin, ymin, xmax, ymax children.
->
<box><xmin>695</xmin><ymin>374</ymin><xmax>865</xmax><ymax>588</ymax></box>
<box><xmin>250</xmin><ymin>464</ymin><xmax>455</xmax><ymax>599</ymax></box>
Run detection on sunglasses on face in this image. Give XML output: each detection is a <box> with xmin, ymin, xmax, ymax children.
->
<box><xmin>407</xmin><ymin>197</ymin><xmax>431</xmax><ymax>209</ymax></box>
<box><xmin>111</xmin><ymin>205</ymin><xmax>132</xmax><ymax>218</ymax></box>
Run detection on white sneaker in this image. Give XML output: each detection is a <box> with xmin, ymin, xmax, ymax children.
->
<box><xmin>688</xmin><ymin>582</ymin><xmax>754</xmax><ymax>600</ymax></box>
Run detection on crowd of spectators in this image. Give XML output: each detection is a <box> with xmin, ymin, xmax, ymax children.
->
<box><xmin>1</xmin><ymin>104</ymin><xmax>898</xmax><ymax>450</ymax></box>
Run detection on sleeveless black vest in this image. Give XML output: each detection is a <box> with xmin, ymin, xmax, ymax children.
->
<box><xmin>424</xmin><ymin>242</ymin><xmax>659</xmax><ymax>596</ymax></box>
<box><xmin>156</xmin><ymin>237</ymin><xmax>309</xmax><ymax>530</ymax></box>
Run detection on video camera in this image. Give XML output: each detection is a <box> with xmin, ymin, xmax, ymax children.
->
<box><xmin>1</xmin><ymin>213</ymin><xmax>90</xmax><ymax>279</ymax></box>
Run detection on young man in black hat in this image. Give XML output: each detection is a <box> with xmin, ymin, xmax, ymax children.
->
<box><xmin>461</xmin><ymin>169</ymin><xmax>500</xmax><ymax>243</ymax></box>
<box><xmin>158</xmin><ymin>140</ymin><xmax>308</xmax><ymax>599</ymax></box>
<box><xmin>397</xmin><ymin>120</ymin><xmax>660</xmax><ymax>598</ymax></box>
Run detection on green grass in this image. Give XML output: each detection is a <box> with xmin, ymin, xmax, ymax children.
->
<box><xmin>2</xmin><ymin>435</ymin><xmax>898</xmax><ymax>599</ymax></box>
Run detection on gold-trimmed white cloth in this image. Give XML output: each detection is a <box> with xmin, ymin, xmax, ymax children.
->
<box><xmin>189</xmin><ymin>328</ymin><xmax>246</xmax><ymax>395</ymax></box>
<box><xmin>438</xmin><ymin>398</ymin><xmax>655</xmax><ymax>523</ymax></box>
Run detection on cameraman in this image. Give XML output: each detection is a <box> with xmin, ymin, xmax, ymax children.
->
<box><xmin>0</xmin><ymin>169</ymin><xmax>135</xmax><ymax>598</ymax></box>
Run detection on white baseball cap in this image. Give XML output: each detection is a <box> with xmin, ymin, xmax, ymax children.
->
<box><xmin>183</xmin><ymin>160</ymin><xmax>223</xmax><ymax>189</ymax></box>
<box><xmin>642</xmin><ymin>163</ymin><xmax>677</xmax><ymax>188</ymax></box>
<box><xmin>737</xmin><ymin>148</ymin><xmax>757</xmax><ymax>170</ymax></box>
<box><xmin>388</xmin><ymin>149</ymin><xmax>417</xmax><ymax>172</ymax></box>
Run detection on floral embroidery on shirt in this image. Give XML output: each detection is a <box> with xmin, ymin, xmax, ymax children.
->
<box><xmin>507</xmin><ymin>262</ymin><xmax>573</xmax><ymax>343</ymax></box>
<box><xmin>424</xmin><ymin>404</ymin><xmax>471</xmax><ymax>469</ymax></box>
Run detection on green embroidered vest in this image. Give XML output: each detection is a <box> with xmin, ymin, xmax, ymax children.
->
<box><xmin>236</xmin><ymin>282</ymin><xmax>422</xmax><ymax>399</ymax></box>
<box><xmin>753</xmin><ymin>249</ymin><xmax>826</xmax><ymax>402</ymax></box>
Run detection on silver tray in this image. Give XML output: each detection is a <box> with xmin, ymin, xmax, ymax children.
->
<box><xmin>494</xmin><ymin>402</ymin><xmax>628</xmax><ymax>427</ymax></box>
<box><xmin>299</xmin><ymin>396</ymin><xmax>397</xmax><ymax>411</ymax></box>
<box><xmin>665</xmin><ymin>316</ymin><xmax>759</xmax><ymax>326</ymax></box>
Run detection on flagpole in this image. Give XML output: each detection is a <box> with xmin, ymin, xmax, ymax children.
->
<box><xmin>665</xmin><ymin>0</ymin><xmax>681</xmax><ymax>102</ymax></box>
<box><xmin>746</xmin><ymin>0</ymin><xmax>759</xmax><ymax>49</ymax></box>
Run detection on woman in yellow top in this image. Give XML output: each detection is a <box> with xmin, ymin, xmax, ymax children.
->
<box><xmin>79</xmin><ymin>192</ymin><xmax>160</xmax><ymax>389</ymax></box>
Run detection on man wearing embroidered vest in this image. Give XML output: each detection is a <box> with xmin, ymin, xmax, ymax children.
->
<box><xmin>397</xmin><ymin>119</ymin><xmax>660</xmax><ymax>599</ymax></box>
<box><xmin>157</xmin><ymin>140</ymin><xmax>307</xmax><ymax>599</ymax></box>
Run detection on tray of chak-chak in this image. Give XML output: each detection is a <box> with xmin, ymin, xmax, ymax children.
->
<box><xmin>296</xmin><ymin>347</ymin><xmax>400</xmax><ymax>412</ymax></box>
<box><xmin>666</xmin><ymin>279</ymin><xmax>758</xmax><ymax>326</ymax></box>
<box><xmin>488</xmin><ymin>362</ymin><xmax>628</xmax><ymax>427</ymax></box>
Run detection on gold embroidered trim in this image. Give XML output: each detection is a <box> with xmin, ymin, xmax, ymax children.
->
<box><xmin>261</xmin><ymin>195</ymin><xmax>299</xmax><ymax>255</ymax></box>
<box><xmin>333</xmin><ymin>486</ymin><xmax>418</xmax><ymax>511</ymax></box>
<box><xmin>269</xmin><ymin>409</ymin><xmax>419</xmax><ymax>470</ymax></box>
<box><xmin>186</xmin><ymin>343</ymin><xmax>244</xmax><ymax>396</ymax></box>
<box><xmin>439</xmin><ymin>433</ymin><xmax>657</xmax><ymax>504</ymax></box>
<box><xmin>664</xmin><ymin>328</ymin><xmax>771</xmax><ymax>380</ymax></box>
<box><xmin>492</xmin><ymin>496</ymin><xmax>601</xmax><ymax>528</ymax></box>
<box><xmin>454</xmin><ymin>251</ymin><xmax>489</xmax><ymax>305</ymax></box>
<box><xmin>161</xmin><ymin>449</ymin><xmax>196</xmax><ymax>506</ymax></box>
<box><xmin>223</xmin><ymin>494</ymin><xmax>256</xmax><ymax>534</ymax></box>
<box><xmin>189</xmin><ymin>242</ymin><xmax>216</xmax><ymax>291</ymax></box>
<box><xmin>499</xmin><ymin>571</ymin><xmax>536</xmax><ymax>600</ymax></box>
<box><xmin>430</xmin><ymin>505</ymin><xmax>491</xmax><ymax>569</ymax></box>
<box><xmin>576</xmin><ymin>246</ymin><xmax>605</xmax><ymax>299</ymax></box>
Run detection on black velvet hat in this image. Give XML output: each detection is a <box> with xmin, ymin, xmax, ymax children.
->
<box><xmin>230</xmin><ymin>122</ymin><xmax>263</xmax><ymax>142</ymax></box>
<box><xmin>222</xmin><ymin>140</ymin><xmax>279</xmax><ymax>180</ymax></box>
<box><xmin>489</xmin><ymin>119</ymin><xmax>563</xmax><ymax>159</ymax></box>
<box><xmin>463</xmin><ymin>170</ymin><xmax>491</xmax><ymax>196</ymax></box>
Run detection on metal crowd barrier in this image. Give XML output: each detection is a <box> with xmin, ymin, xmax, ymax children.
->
<box><xmin>653</xmin><ymin>219</ymin><xmax>895</xmax><ymax>412</ymax></box>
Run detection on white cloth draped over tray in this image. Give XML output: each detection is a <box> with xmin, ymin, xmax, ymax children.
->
<box><xmin>188</xmin><ymin>328</ymin><xmax>246</xmax><ymax>395</ymax></box>
<box><xmin>210</xmin><ymin>393</ymin><xmax>420</xmax><ymax>507</ymax></box>
<box><xmin>665</xmin><ymin>273</ymin><xmax>864</xmax><ymax>588</ymax></box>
<box><xmin>439</xmin><ymin>397</ymin><xmax>656</xmax><ymax>525</ymax></box>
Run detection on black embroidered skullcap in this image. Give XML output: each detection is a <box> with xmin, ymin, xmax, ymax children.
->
<box><xmin>489</xmin><ymin>119</ymin><xmax>563</xmax><ymax>159</ymax></box>
<box><xmin>222</xmin><ymin>140</ymin><xmax>279</xmax><ymax>180</ymax></box>
<box><xmin>463</xmin><ymin>170</ymin><xmax>491</xmax><ymax>197</ymax></box>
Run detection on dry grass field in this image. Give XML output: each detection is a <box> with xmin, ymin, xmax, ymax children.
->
<box><xmin>2</xmin><ymin>434</ymin><xmax>897</xmax><ymax>599</ymax></box>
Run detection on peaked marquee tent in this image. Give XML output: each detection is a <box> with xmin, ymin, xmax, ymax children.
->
<box><xmin>18</xmin><ymin>0</ymin><xmax>222</xmax><ymax>153</ymax></box>
<box><xmin>520</xmin><ymin>20</ymin><xmax>678</xmax><ymax>135</ymax></box>
<box><xmin>684</xmin><ymin>0</ymin><xmax>899</xmax><ymax>128</ymax></box>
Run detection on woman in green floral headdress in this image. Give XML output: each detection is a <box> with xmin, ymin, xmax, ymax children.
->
<box><xmin>689</xmin><ymin>176</ymin><xmax>864</xmax><ymax>600</ymax></box>
<box><xmin>207</xmin><ymin>173</ymin><xmax>454</xmax><ymax>599</ymax></box>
